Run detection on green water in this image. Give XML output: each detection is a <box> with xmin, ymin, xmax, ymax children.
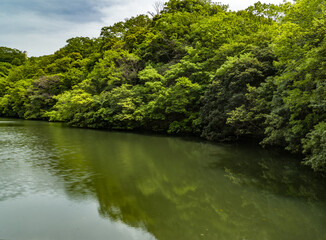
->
<box><xmin>0</xmin><ymin>119</ymin><xmax>325</xmax><ymax>240</ymax></box>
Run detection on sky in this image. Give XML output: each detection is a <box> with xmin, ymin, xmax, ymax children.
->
<box><xmin>0</xmin><ymin>0</ymin><xmax>289</xmax><ymax>57</ymax></box>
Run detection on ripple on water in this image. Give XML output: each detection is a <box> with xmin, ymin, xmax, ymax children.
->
<box><xmin>0</xmin><ymin>129</ymin><xmax>59</xmax><ymax>200</ymax></box>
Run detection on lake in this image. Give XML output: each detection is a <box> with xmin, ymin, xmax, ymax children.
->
<box><xmin>0</xmin><ymin>119</ymin><xmax>325</xmax><ymax>240</ymax></box>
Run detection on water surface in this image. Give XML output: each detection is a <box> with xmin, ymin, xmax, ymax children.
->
<box><xmin>0</xmin><ymin>119</ymin><xmax>325</xmax><ymax>240</ymax></box>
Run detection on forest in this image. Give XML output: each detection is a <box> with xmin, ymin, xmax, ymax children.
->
<box><xmin>0</xmin><ymin>0</ymin><xmax>325</xmax><ymax>172</ymax></box>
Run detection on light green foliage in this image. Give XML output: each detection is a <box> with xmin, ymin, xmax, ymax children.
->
<box><xmin>0</xmin><ymin>78</ymin><xmax>33</xmax><ymax>117</ymax></box>
<box><xmin>246</xmin><ymin>1</ymin><xmax>290</xmax><ymax>21</ymax></box>
<box><xmin>95</xmin><ymin>84</ymin><xmax>144</xmax><ymax>129</ymax></box>
<box><xmin>262</xmin><ymin>0</ymin><xmax>326</xmax><ymax>155</ymax></box>
<box><xmin>138</xmin><ymin>65</ymin><xmax>164</xmax><ymax>83</ymax></box>
<box><xmin>136</xmin><ymin>68</ymin><xmax>167</xmax><ymax>130</ymax></box>
<box><xmin>164</xmin><ymin>58</ymin><xmax>199</xmax><ymax>83</ymax></box>
<box><xmin>46</xmin><ymin>88</ymin><xmax>94</xmax><ymax>126</ymax></box>
<box><xmin>163</xmin><ymin>0</ymin><xmax>228</xmax><ymax>15</ymax></box>
<box><xmin>123</xmin><ymin>15</ymin><xmax>151</xmax><ymax>52</ymax></box>
<box><xmin>272</xmin><ymin>0</ymin><xmax>325</xmax><ymax>67</ymax></box>
<box><xmin>84</xmin><ymin>49</ymin><xmax>139</xmax><ymax>94</ymax></box>
<box><xmin>164</xmin><ymin>77</ymin><xmax>201</xmax><ymax>133</ymax></box>
<box><xmin>100</xmin><ymin>15</ymin><xmax>151</xmax><ymax>54</ymax></box>
<box><xmin>62</xmin><ymin>37</ymin><xmax>99</xmax><ymax>57</ymax></box>
<box><xmin>0</xmin><ymin>59</ymin><xmax>44</xmax><ymax>117</ymax></box>
<box><xmin>155</xmin><ymin>11</ymin><xmax>198</xmax><ymax>42</ymax></box>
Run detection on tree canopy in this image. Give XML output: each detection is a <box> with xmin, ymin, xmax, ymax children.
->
<box><xmin>0</xmin><ymin>0</ymin><xmax>325</xmax><ymax>172</ymax></box>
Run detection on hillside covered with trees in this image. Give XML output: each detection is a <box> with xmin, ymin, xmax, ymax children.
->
<box><xmin>0</xmin><ymin>0</ymin><xmax>325</xmax><ymax>172</ymax></box>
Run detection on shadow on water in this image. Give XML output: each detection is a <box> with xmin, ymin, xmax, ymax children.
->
<box><xmin>205</xmin><ymin>141</ymin><xmax>326</xmax><ymax>202</ymax></box>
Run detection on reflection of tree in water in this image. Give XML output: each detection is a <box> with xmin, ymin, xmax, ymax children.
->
<box><xmin>206</xmin><ymin>142</ymin><xmax>326</xmax><ymax>202</ymax></box>
<box><xmin>3</xmin><ymin>120</ymin><xmax>98</xmax><ymax>200</ymax></box>
<box><xmin>31</xmin><ymin>124</ymin><xmax>326</xmax><ymax>240</ymax></box>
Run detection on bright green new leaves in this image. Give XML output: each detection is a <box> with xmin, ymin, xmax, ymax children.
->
<box><xmin>84</xmin><ymin>49</ymin><xmax>139</xmax><ymax>94</ymax></box>
<box><xmin>93</xmin><ymin>84</ymin><xmax>144</xmax><ymax>129</ymax></box>
<box><xmin>163</xmin><ymin>77</ymin><xmax>201</xmax><ymax>133</ymax></box>
<box><xmin>0</xmin><ymin>78</ymin><xmax>33</xmax><ymax>117</ymax></box>
<box><xmin>46</xmin><ymin>88</ymin><xmax>94</xmax><ymax>126</ymax></box>
<box><xmin>163</xmin><ymin>0</ymin><xmax>228</xmax><ymax>17</ymax></box>
<box><xmin>138</xmin><ymin>65</ymin><xmax>164</xmax><ymax>83</ymax></box>
<box><xmin>263</xmin><ymin>0</ymin><xmax>326</xmax><ymax>156</ymax></box>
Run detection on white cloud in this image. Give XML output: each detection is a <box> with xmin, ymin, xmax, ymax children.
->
<box><xmin>3</xmin><ymin>22</ymin><xmax>104</xmax><ymax>57</ymax></box>
<box><xmin>0</xmin><ymin>10</ymin><xmax>104</xmax><ymax>56</ymax></box>
<box><xmin>98</xmin><ymin>0</ymin><xmax>166</xmax><ymax>25</ymax></box>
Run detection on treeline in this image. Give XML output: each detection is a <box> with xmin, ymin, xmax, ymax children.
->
<box><xmin>0</xmin><ymin>0</ymin><xmax>325</xmax><ymax>172</ymax></box>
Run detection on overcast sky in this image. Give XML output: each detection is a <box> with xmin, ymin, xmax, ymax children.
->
<box><xmin>0</xmin><ymin>0</ymin><xmax>289</xmax><ymax>57</ymax></box>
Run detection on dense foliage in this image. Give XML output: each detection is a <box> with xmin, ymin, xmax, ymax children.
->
<box><xmin>0</xmin><ymin>0</ymin><xmax>325</xmax><ymax>172</ymax></box>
